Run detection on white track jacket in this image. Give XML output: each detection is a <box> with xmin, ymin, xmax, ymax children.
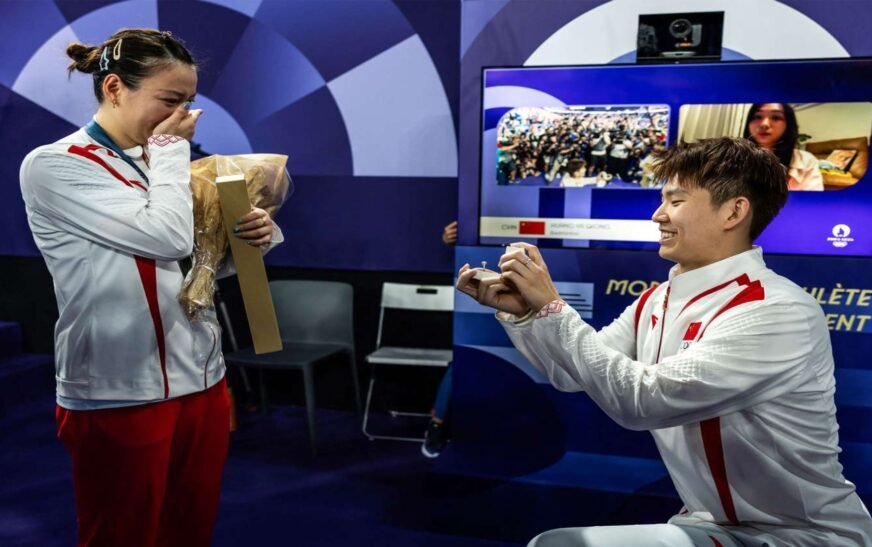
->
<box><xmin>501</xmin><ymin>248</ymin><xmax>872</xmax><ymax>546</ymax></box>
<box><xmin>21</xmin><ymin>129</ymin><xmax>226</xmax><ymax>401</ymax></box>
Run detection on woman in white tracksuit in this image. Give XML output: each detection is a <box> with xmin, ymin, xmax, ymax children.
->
<box><xmin>457</xmin><ymin>138</ymin><xmax>872</xmax><ymax>547</ymax></box>
<box><xmin>20</xmin><ymin>28</ymin><xmax>281</xmax><ymax>547</ymax></box>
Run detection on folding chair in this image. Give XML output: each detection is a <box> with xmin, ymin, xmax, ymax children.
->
<box><xmin>362</xmin><ymin>282</ymin><xmax>453</xmax><ymax>442</ymax></box>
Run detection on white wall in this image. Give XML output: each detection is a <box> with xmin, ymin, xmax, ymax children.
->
<box><xmin>796</xmin><ymin>102</ymin><xmax>872</xmax><ymax>143</ymax></box>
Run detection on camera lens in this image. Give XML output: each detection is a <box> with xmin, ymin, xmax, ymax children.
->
<box><xmin>669</xmin><ymin>18</ymin><xmax>692</xmax><ymax>38</ymax></box>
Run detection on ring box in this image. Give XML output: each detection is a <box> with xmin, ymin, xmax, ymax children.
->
<box><xmin>473</xmin><ymin>269</ymin><xmax>500</xmax><ymax>281</ymax></box>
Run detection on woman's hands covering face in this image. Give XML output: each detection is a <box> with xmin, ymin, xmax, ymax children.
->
<box><xmin>153</xmin><ymin>105</ymin><xmax>202</xmax><ymax>141</ymax></box>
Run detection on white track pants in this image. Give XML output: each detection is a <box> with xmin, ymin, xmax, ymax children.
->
<box><xmin>528</xmin><ymin>523</ymin><xmax>748</xmax><ymax>547</ymax></box>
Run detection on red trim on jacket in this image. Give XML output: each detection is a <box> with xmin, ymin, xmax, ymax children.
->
<box><xmin>634</xmin><ymin>285</ymin><xmax>658</xmax><ymax>334</ymax></box>
<box><xmin>68</xmin><ymin>145</ymin><xmax>148</xmax><ymax>192</ymax></box>
<box><xmin>134</xmin><ymin>256</ymin><xmax>169</xmax><ymax>398</ymax></box>
<box><xmin>698</xmin><ymin>280</ymin><xmax>765</xmax><ymax>339</ymax></box>
<box><xmin>678</xmin><ymin>274</ymin><xmax>751</xmax><ymax>317</ymax></box>
<box><xmin>696</xmin><ymin>276</ymin><xmax>766</xmax><ymax>525</ymax></box>
<box><xmin>701</xmin><ymin>418</ymin><xmax>739</xmax><ymax>525</ymax></box>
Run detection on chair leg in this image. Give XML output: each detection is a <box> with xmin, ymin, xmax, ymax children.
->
<box><xmin>302</xmin><ymin>365</ymin><xmax>318</xmax><ymax>457</ymax></box>
<box><xmin>238</xmin><ymin>366</ymin><xmax>252</xmax><ymax>393</ymax></box>
<box><xmin>360</xmin><ymin>363</ymin><xmax>428</xmax><ymax>443</ymax></box>
<box><xmin>349</xmin><ymin>354</ymin><xmax>362</xmax><ymax>415</ymax></box>
<box><xmin>258</xmin><ymin>368</ymin><xmax>269</xmax><ymax>414</ymax></box>
<box><xmin>362</xmin><ymin>367</ymin><xmax>377</xmax><ymax>440</ymax></box>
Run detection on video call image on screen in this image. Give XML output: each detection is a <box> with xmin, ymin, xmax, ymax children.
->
<box><xmin>679</xmin><ymin>103</ymin><xmax>871</xmax><ymax>192</ymax></box>
<box><xmin>478</xmin><ymin>61</ymin><xmax>872</xmax><ymax>256</ymax></box>
<box><xmin>494</xmin><ymin>105</ymin><xmax>669</xmax><ymax>188</ymax></box>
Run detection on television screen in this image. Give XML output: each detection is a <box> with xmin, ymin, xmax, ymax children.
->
<box><xmin>479</xmin><ymin>58</ymin><xmax>872</xmax><ymax>256</ymax></box>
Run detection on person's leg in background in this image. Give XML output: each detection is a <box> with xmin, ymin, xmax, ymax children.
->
<box><xmin>422</xmin><ymin>363</ymin><xmax>453</xmax><ymax>458</ymax></box>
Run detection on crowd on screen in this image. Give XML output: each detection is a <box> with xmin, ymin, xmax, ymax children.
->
<box><xmin>496</xmin><ymin>107</ymin><xmax>668</xmax><ymax>186</ymax></box>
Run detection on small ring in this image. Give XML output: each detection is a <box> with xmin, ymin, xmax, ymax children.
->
<box><xmin>261</xmin><ymin>217</ymin><xmax>267</xmax><ymax>227</ymax></box>
<box><xmin>522</xmin><ymin>256</ymin><xmax>532</xmax><ymax>266</ymax></box>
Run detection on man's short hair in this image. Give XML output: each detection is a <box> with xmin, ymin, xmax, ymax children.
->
<box><xmin>652</xmin><ymin>138</ymin><xmax>788</xmax><ymax>240</ymax></box>
<box><xmin>566</xmin><ymin>159</ymin><xmax>586</xmax><ymax>174</ymax></box>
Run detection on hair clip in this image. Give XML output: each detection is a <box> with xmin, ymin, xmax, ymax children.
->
<box><xmin>99</xmin><ymin>47</ymin><xmax>110</xmax><ymax>72</ymax></box>
<box><xmin>112</xmin><ymin>39</ymin><xmax>122</xmax><ymax>61</ymax></box>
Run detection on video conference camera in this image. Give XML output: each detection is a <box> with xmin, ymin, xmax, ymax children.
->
<box><xmin>637</xmin><ymin>11</ymin><xmax>724</xmax><ymax>64</ymax></box>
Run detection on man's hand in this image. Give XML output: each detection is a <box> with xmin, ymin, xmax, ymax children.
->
<box><xmin>456</xmin><ymin>263</ymin><xmax>531</xmax><ymax>316</ymax></box>
<box><xmin>498</xmin><ymin>243</ymin><xmax>561</xmax><ymax>312</ymax></box>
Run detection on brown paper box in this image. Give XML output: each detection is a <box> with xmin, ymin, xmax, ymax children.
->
<box><xmin>216</xmin><ymin>174</ymin><xmax>283</xmax><ymax>354</ymax></box>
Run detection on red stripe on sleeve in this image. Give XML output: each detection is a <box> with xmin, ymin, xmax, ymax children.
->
<box><xmin>134</xmin><ymin>256</ymin><xmax>169</xmax><ymax>398</ymax></box>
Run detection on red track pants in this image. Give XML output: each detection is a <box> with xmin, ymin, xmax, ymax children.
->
<box><xmin>56</xmin><ymin>378</ymin><xmax>230</xmax><ymax>547</ymax></box>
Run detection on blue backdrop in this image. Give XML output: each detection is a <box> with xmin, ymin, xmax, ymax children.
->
<box><xmin>0</xmin><ymin>0</ymin><xmax>459</xmax><ymax>272</ymax></box>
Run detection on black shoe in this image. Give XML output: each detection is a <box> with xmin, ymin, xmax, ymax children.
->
<box><xmin>421</xmin><ymin>421</ymin><xmax>448</xmax><ymax>458</ymax></box>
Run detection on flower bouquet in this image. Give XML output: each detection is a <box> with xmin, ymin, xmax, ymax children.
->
<box><xmin>179</xmin><ymin>154</ymin><xmax>291</xmax><ymax>319</ymax></box>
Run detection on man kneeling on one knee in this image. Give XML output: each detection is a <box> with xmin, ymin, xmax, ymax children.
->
<box><xmin>457</xmin><ymin>138</ymin><xmax>872</xmax><ymax>547</ymax></box>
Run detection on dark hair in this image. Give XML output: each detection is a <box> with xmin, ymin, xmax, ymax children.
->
<box><xmin>566</xmin><ymin>159</ymin><xmax>586</xmax><ymax>175</ymax></box>
<box><xmin>66</xmin><ymin>28</ymin><xmax>196</xmax><ymax>103</ymax></box>
<box><xmin>652</xmin><ymin>138</ymin><xmax>788</xmax><ymax>240</ymax></box>
<box><xmin>742</xmin><ymin>103</ymin><xmax>799</xmax><ymax>169</ymax></box>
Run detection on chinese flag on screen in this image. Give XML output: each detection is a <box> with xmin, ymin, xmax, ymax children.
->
<box><xmin>519</xmin><ymin>220</ymin><xmax>546</xmax><ymax>235</ymax></box>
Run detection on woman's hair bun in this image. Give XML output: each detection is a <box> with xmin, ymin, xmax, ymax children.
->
<box><xmin>66</xmin><ymin>42</ymin><xmax>100</xmax><ymax>74</ymax></box>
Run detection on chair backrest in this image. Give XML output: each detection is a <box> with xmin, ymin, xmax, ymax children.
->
<box><xmin>269</xmin><ymin>280</ymin><xmax>354</xmax><ymax>351</ymax></box>
<box><xmin>376</xmin><ymin>283</ymin><xmax>454</xmax><ymax>348</ymax></box>
<box><xmin>380</xmin><ymin>283</ymin><xmax>454</xmax><ymax>311</ymax></box>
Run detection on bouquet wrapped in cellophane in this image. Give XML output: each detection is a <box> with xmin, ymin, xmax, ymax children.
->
<box><xmin>179</xmin><ymin>154</ymin><xmax>292</xmax><ymax>320</ymax></box>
